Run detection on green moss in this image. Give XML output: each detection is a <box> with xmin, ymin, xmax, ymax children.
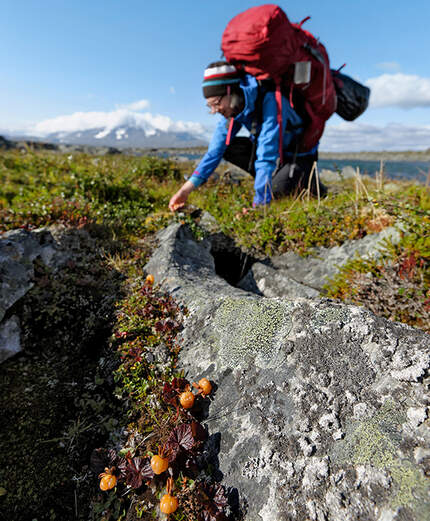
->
<box><xmin>212</xmin><ymin>297</ymin><xmax>294</xmax><ymax>368</ymax></box>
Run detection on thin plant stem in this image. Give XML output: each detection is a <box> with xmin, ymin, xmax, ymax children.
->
<box><xmin>378</xmin><ymin>159</ymin><xmax>384</xmax><ymax>191</ymax></box>
<box><xmin>315</xmin><ymin>162</ymin><xmax>321</xmax><ymax>207</ymax></box>
<box><xmin>307</xmin><ymin>161</ymin><xmax>317</xmax><ymax>203</ymax></box>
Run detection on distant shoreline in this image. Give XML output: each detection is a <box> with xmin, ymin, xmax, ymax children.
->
<box><xmin>1</xmin><ymin>136</ymin><xmax>430</xmax><ymax>162</ymax></box>
<box><xmin>319</xmin><ymin>151</ymin><xmax>430</xmax><ymax>162</ymax></box>
<box><xmin>148</xmin><ymin>147</ymin><xmax>430</xmax><ymax>162</ymax></box>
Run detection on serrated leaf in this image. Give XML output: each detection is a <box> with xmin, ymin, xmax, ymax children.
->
<box><xmin>125</xmin><ymin>457</ymin><xmax>152</xmax><ymax>489</ymax></box>
<box><xmin>169</xmin><ymin>423</ymin><xmax>195</xmax><ymax>451</ymax></box>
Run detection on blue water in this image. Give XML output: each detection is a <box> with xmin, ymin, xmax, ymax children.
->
<box><xmin>157</xmin><ymin>152</ymin><xmax>430</xmax><ymax>183</ymax></box>
<box><xmin>318</xmin><ymin>159</ymin><xmax>430</xmax><ymax>183</ymax></box>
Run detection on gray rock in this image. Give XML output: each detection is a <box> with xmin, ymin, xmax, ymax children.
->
<box><xmin>0</xmin><ymin>226</ymin><xmax>97</xmax><ymax>364</ymax></box>
<box><xmin>238</xmin><ymin>261</ymin><xmax>319</xmax><ymax>299</ymax></box>
<box><xmin>342</xmin><ymin>165</ymin><xmax>359</xmax><ymax>179</ymax></box>
<box><xmin>199</xmin><ymin>211</ymin><xmax>221</xmax><ymax>234</ymax></box>
<box><xmin>319</xmin><ymin>166</ymin><xmax>357</xmax><ymax>184</ymax></box>
<box><xmin>144</xmin><ymin>224</ymin><xmax>247</xmax><ymax>304</ymax></box>
<box><xmin>0</xmin><ymin>315</ymin><xmax>21</xmax><ymax>363</ymax></box>
<box><xmin>145</xmin><ymin>222</ymin><xmax>430</xmax><ymax>521</ymax></box>
<box><xmin>241</xmin><ymin>226</ymin><xmax>401</xmax><ymax>296</ymax></box>
<box><xmin>0</xmin><ymin>231</ymin><xmax>40</xmax><ymax>323</ymax></box>
<box><xmin>0</xmin><ymin>228</ymin><xmax>71</xmax><ymax>323</ymax></box>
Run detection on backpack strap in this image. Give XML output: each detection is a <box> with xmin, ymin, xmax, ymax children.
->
<box><xmin>274</xmin><ymin>80</ymin><xmax>284</xmax><ymax>166</ymax></box>
<box><xmin>298</xmin><ymin>16</ymin><xmax>311</xmax><ymax>28</ymax></box>
<box><xmin>226</xmin><ymin>117</ymin><xmax>235</xmax><ymax>146</ymax></box>
<box><xmin>248</xmin><ymin>80</ymin><xmax>305</xmax><ymax>170</ymax></box>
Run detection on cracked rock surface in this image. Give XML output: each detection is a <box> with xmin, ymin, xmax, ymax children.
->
<box><xmin>239</xmin><ymin>226</ymin><xmax>401</xmax><ymax>298</ymax></box>
<box><xmin>145</xmin><ymin>223</ymin><xmax>430</xmax><ymax>521</ymax></box>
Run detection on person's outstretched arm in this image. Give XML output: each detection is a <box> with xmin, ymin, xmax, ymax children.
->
<box><xmin>168</xmin><ymin>118</ymin><xmax>240</xmax><ymax>212</ymax></box>
<box><xmin>168</xmin><ymin>180</ymin><xmax>195</xmax><ymax>212</ymax></box>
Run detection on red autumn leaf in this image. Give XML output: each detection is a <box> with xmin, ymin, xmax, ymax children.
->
<box><xmin>197</xmin><ymin>483</ymin><xmax>229</xmax><ymax>521</ymax></box>
<box><xmin>125</xmin><ymin>457</ymin><xmax>153</xmax><ymax>489</ymax></box>
<box><xmin>166</xmin><ymin>423</ymin><xmax>195</xmax><ymax>461</ymax></box>
<box><xmin>162</xmin><ymin>382</ymin><xmax>178</xmax><ymax>406</ymax></box>
<box><xmin>171</xmin><ymin>377</ymin><xmax>189</xmax><ymax>392</ymax></box>
<box><xmin>212</xmin><ymin>484</ymin><xmax>229</xmax><ymax>509</ymax></box>
<box><xmin>140</xmin><ymin>458</ymin><xmax>155</xmax><ymax>480</ymax></box>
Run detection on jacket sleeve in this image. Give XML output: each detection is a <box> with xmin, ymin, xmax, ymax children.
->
<box><xmin>189</xmin><ymin>118</ymin><xmax>241</xmax><ymax>188</ymax></box>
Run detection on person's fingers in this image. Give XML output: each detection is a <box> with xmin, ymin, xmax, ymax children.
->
<box><xmin>169</xmin><ymin>197</ymin><xmax>184</xmax><ymax>212</ymax></box>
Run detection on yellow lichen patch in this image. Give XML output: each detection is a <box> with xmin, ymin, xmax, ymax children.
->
<box><xmin>213</xmin><ymin>297</ymin><xmax>294</xmax><ymax>369</ymax></box>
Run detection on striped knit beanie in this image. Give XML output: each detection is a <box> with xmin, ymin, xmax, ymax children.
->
<box><xmin>202</xmin><ymin>61</ymin><xmax>241</xmax><ymax>98</ymax></box>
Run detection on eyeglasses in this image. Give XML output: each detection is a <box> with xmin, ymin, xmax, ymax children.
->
<box><xmin>206</xmin><ymin>96</ymin><xmax>224</xmax><ymax>113</ymax></box>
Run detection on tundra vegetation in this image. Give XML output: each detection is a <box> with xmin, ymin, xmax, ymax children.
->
<box><xmin>0</xmin><ymin>149</ymin><xmax>429</xmax><ymax>520</ymax></box>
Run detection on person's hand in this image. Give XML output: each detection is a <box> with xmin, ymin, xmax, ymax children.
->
<box><xmin>168</xmin><ymin>180</ymin><xmax>195</xmax><ymax>212</ymax></box>
<box><xmin>169</xmin><ymin>191</ymin><xmax>187</xmax><ymax>212</ymax></box>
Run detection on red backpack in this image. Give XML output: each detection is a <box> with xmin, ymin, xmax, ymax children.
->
<box><xmin>221</xmin><ymin>4</ymin><xmax>337</xmax><ymax>157</ymax></box>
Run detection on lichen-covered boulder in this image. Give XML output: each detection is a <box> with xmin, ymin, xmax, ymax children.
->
<box><xmin>145</xmin><ymin>223</ymin><xmax>430</xmax><ymax>521</ymax></box>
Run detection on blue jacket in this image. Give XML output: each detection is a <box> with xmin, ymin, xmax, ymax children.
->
<box><xmin>190</xmin><ymin>75</ymin><xmax>317</xmax><ymax>205</ymax></box>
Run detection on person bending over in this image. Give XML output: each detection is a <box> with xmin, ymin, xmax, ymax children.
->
<box><xmin>169</xmin><ymin>61</ymin><xmax>326</xmax><ymax>212</ymax></box>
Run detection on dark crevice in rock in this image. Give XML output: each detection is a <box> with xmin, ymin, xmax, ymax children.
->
<box><xmin>207</xmin><ymin>233</ymin><xmax>261</xmax><ymax>288</ymax></box>
<box><xmin>211</xmin><ymin>247</ymin><xmax>255</xmax><ymax>287</ymax></box>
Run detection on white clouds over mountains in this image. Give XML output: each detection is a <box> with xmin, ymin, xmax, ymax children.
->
<box><xmin>31</xmin><ymin>99</ymin><xmax>208</xmax><ymax>140</ymax></box>
<box><xmin>367</xmin><ymin>73</ymin><xmax>430</xmax><ymax>108</ymax></box>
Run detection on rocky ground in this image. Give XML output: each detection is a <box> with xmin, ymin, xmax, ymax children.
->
<box><xmin>1</xmin><ymin>147</ymin><xmax>429</xmax><ymax>520</ymax></box>
<box><xmin>145</xmin><ymin>222</ymin><xmax>430</xmax><ymax>521</ymax></box>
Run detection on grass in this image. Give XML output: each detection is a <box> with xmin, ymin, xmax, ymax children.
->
<box><xmin>0</xmin><ymin>148</ymin><xmax>429</xmax><ymax>519</ymax></box>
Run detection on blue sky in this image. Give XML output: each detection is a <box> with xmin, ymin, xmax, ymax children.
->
<box><xmin>2</xmin><ymin>0</ymin><xmax>430</xmax><ymax>151</ymax></box>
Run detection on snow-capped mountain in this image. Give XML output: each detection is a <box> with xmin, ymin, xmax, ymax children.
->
<box><xmin>34</xmin><ymin>125</ymin><xmax>208</xmax><ymax>148</ymax></box>
<box><xmin>3</xmin><ymin>104</ymin><xmax>210</xmax><ymax>149</ymax></box>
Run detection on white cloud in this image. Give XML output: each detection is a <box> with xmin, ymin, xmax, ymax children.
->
<box><xmin>321</xmin><ymin>121</ymin><xmax>430</xmax><ymax>152</ymax></box>
<box><xmin>376</xmin><ymin>61</ymin><xmax>401</xmax><ymax>73</ymax></box>
<box><xmin>31</xmin><ymin>104</ymin><xmax>209</xmax><ymax>140</ymax></box>
<box><xmin>366</xmin><ymin>73</ymin><xmax>430</xmax><ymax>108</ymax></box>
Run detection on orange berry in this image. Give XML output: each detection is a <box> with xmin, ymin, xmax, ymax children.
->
<box><xmin>160</xmin><ymin>493</ymin><xmax>178</xmax><ymax>514</ymax></box>
<box><xmin>100</xmin><ymin>473</ymin><xmax>117</xmax><ymax>491</ymax></box>
<box><xmin>179</xmin><ymin>391</ymin><xmax>195</xmax><ymax>409</ymax></box>
<box><xmin>151</xmin><ymin>454</ymin><xmax>169</xmax><ymax>474</ymax></box>
<box><xmin>145</xmin><ymin>274</ymin><xmax>155</xmax><ymax>285</ymax></box>
<box><xmin>198</xmin><ymin>378</ymin><xmax>212</xmax><ymax>396</ymax></box>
